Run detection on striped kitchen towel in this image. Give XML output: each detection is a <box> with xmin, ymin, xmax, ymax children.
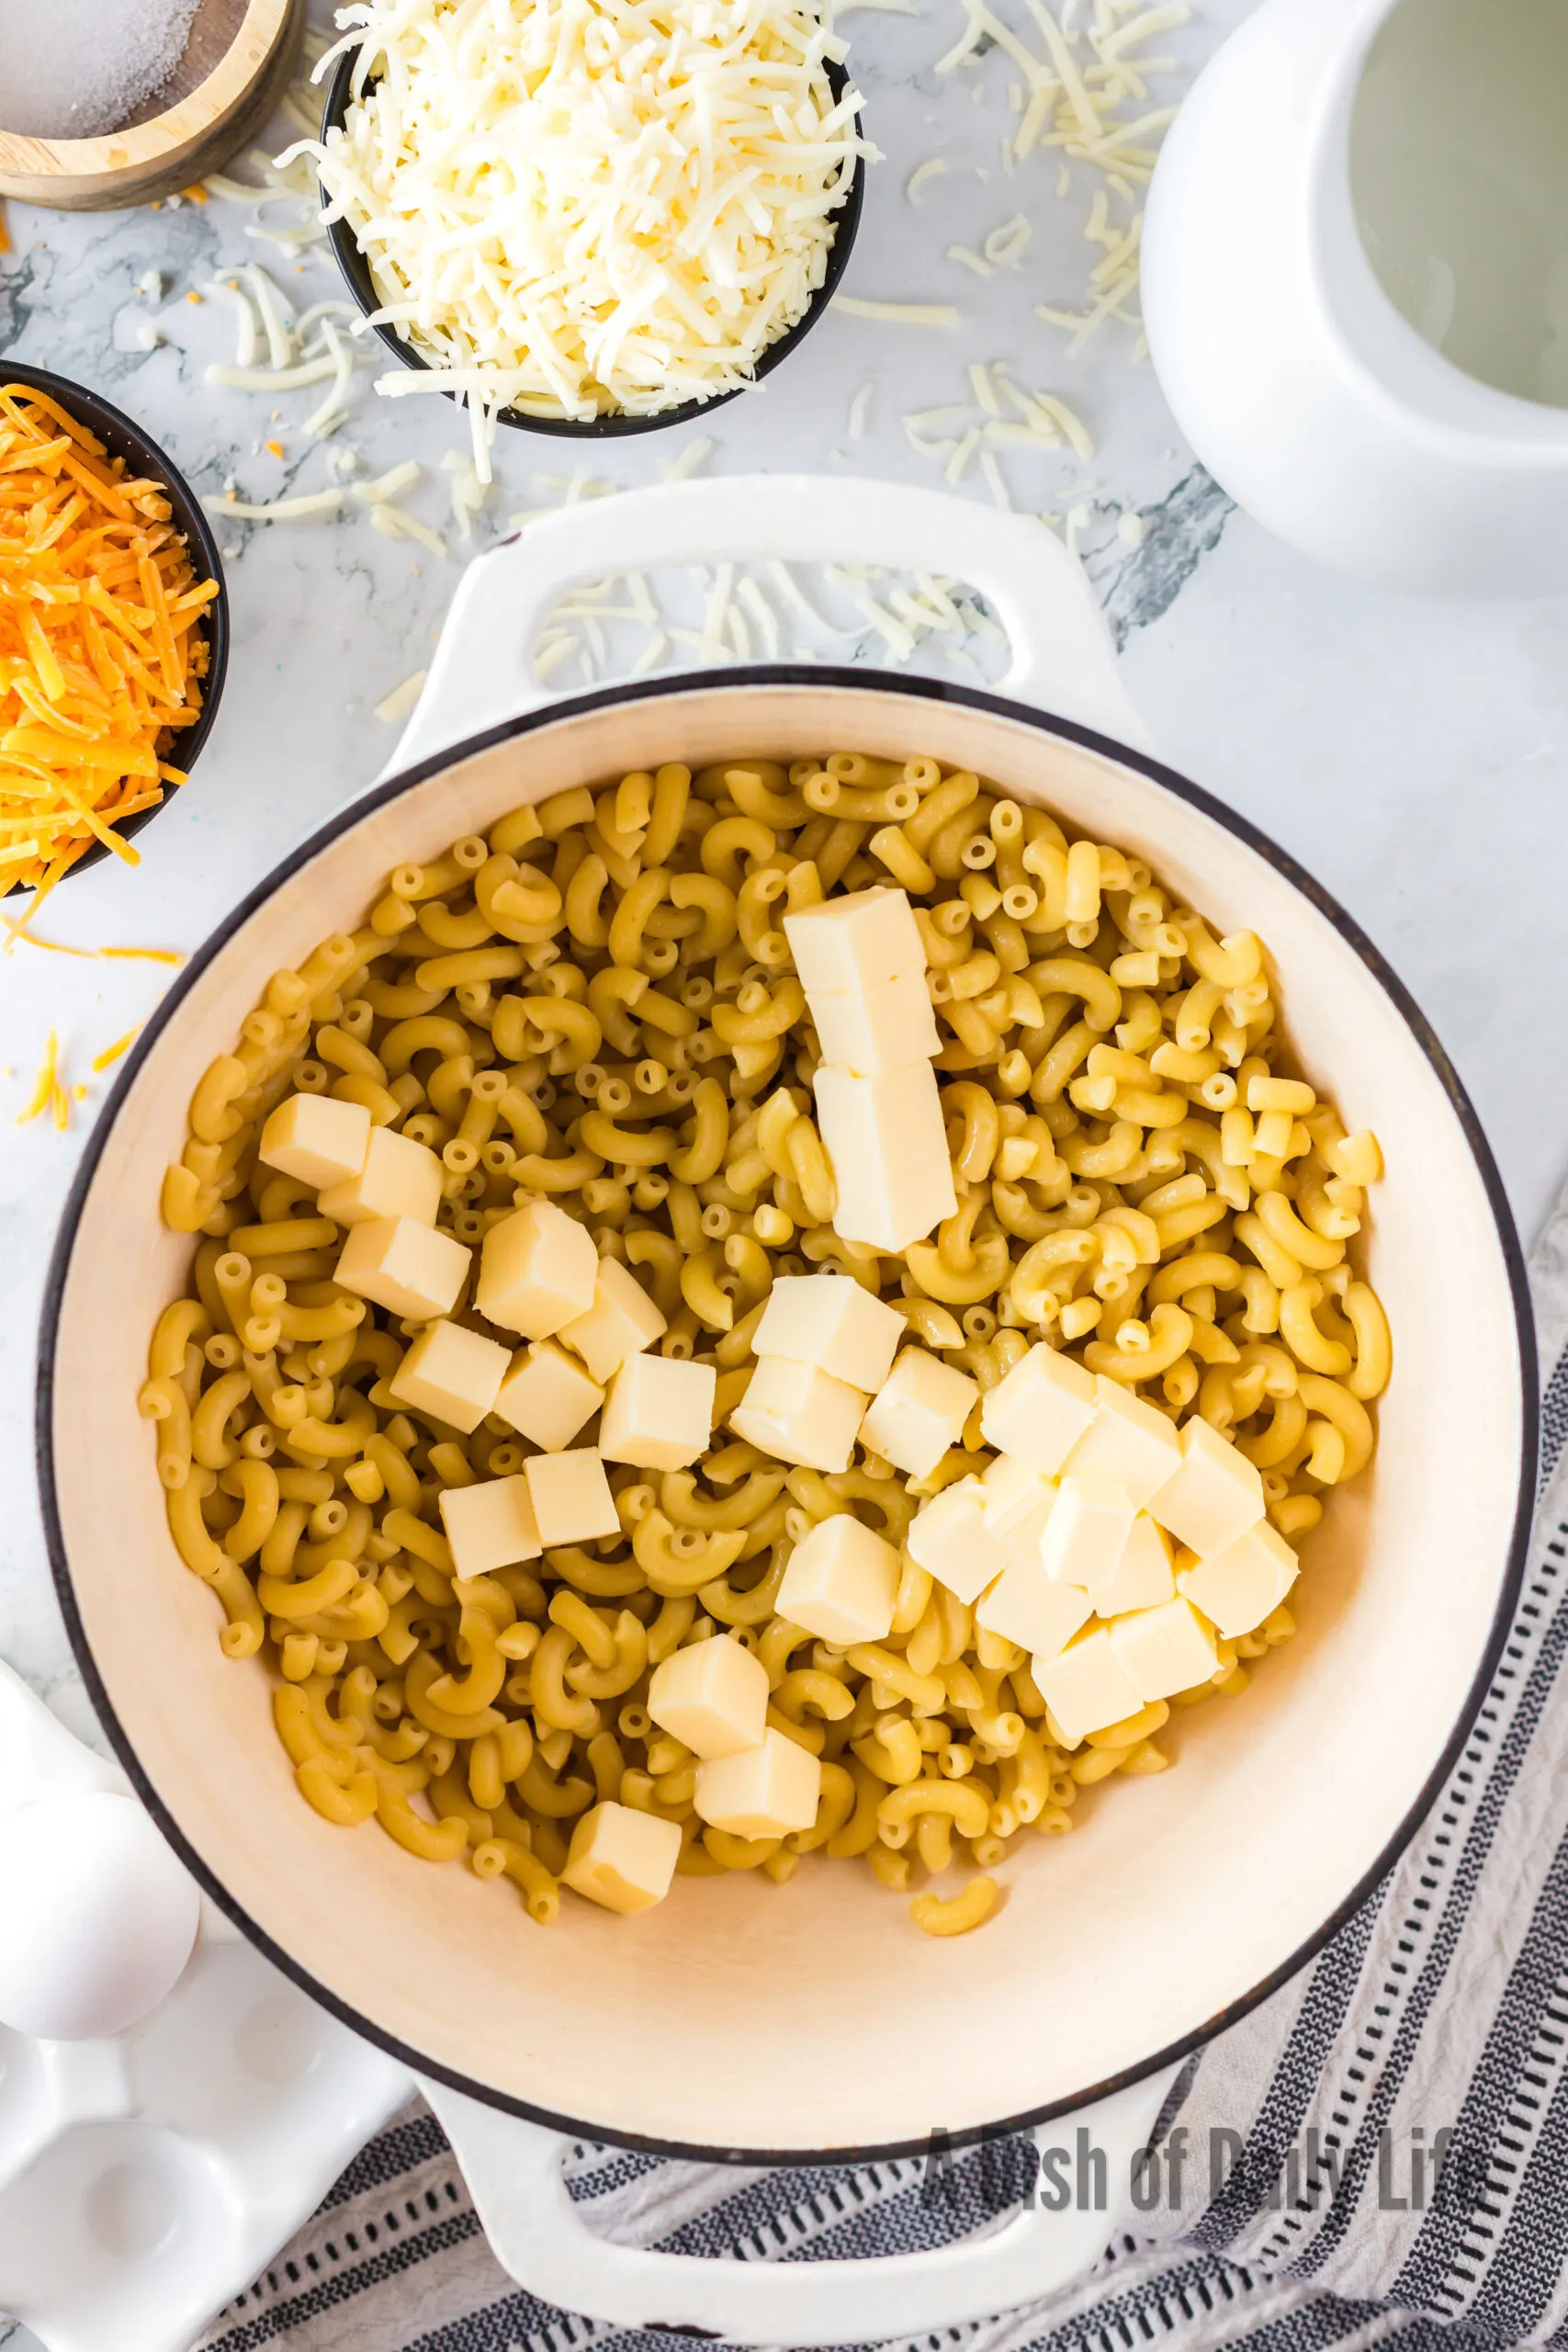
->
<box><xmin>199</xmin><ymin>1182</ymin><xmax>1568</xmax><ymax>2352</ymax></box>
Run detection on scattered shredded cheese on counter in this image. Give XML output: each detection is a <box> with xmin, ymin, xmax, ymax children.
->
<box><xmin>934</xmin><ymin>0</ymin><xmax>1188</xmax><ymax>350</ymax></box>
<box><xmin>373</xmin><ymin>668</ymin><xmax>429</xmax><ymax>724</ymax></box>
<box><xmin>285</xmin><ymin>0</ymin><xmax>874</xmax><ymax>469</ymax></box>
<box><xmin>835</xmin><ymin>295</ymin><xmax>961</xmax><ymax>324</ymax></box>
<box><xmin>0</xmin><ymin>384</ymin><xmax>218</xmax><ymax>910</ymax></box>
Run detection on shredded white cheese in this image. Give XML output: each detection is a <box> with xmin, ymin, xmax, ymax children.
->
<box><xmin>835</xmin><ymin>295</ymin><xmax>961</xmax><ymax>325</ymax></box>
<box><xmin>374</xmin><ymin>668</ymin><xmax>429</xmax><ymax>724</ymax></box>
<box><xmin>201</xmin><ymin>489</ymin><xmax>346</xmax><ymax>523</ymax></box>
<box><xmin>906</xmin><ymin>156</ymin><xmax>948</xmax><ymax>202</ymax></box>
<box><xmin>286</xmin><ymin>0</ymin><xmax>872</xmax><ymax>466</ymax></box>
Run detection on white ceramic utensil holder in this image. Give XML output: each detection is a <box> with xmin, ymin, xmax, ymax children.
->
<box><xmin>395</xmin><ymin>475</ymin><xmax>1179</xmax><ymax>2346</ymax></box>
<box><xmin>0</xmin><ymin>1660</ymin><xmax>411</xmax><ymax>2352</ymax></box>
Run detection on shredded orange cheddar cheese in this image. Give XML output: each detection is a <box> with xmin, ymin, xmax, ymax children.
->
<box><xmin>0</xmin><ymin>383</ymin><xmax>219</xmax><ymax>914</ymax></box>
<box><xmin>91</xmin><ymin>1025</ymin><xmax>139</xmax><ymax>1071</ymax></box>
<box><xmin>15</xmin><ymin>1028</ymin><xmax>59</xmax><ymax>1125</ymax></box>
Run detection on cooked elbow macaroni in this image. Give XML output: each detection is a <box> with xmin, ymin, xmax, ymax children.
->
<box><xmin>148</xmin><ymin>753</ymin><xmax>1389</xmax><ymax>1939</ymax></box>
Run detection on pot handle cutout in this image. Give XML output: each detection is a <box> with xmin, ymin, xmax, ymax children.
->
<box><xmin>423</xmin><ymin>2062</ymin><xmax>1181</xmax><ymax>2346</ymax></box>
<box><xmin>386</xmin><ymin>473</ymin><xmax>1149</xmax><ymax>775</ymax></box>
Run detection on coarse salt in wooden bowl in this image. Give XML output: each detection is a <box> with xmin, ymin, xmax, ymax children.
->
<box><xmin>0</xmin><ymin>0</ymin><xmax>304</xmax><ymax>213</ymax></box>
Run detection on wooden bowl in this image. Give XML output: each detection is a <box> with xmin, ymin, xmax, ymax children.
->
<box><xmin>0</xmin><ymin>0</ymin><xmax>305</xmax><ymax>212</ymax></box>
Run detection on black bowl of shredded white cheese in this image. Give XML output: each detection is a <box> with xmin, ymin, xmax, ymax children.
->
<box><xmin>315</xmin><ymin>14</ymin><xmax>867</xmax><ymax>441</ymax></box>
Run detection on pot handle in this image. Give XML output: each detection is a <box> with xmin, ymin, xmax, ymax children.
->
<box><xmin>387</xmin><ymin>473</ymin><xmax>1149</xmax><ymax>775</ymax></box>
<box><xmin>423</xmin><ymin>2062</ymin><xmax>1180</xmax><ymax>2346</ymax></box>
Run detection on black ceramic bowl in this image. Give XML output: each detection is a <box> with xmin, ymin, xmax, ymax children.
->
<box><xmin>0</xmin><ymin>363</ymin><xmax>230</xmax><ymax>889</ymax></box>
<box><xmin>320</xmin><ymin>44</ymin><xmax>865</xmax><ymax>438</ymax></box>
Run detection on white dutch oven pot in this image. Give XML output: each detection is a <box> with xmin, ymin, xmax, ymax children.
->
<box><xmin>1140</xmin><ymin>0</ymin><xmax>1568</xmax><ymax>596</ymax></box>
<box><xmin>38</xmin><ymin>479</ymin><xmax>1533</xmax><ymax>2346</ymax></box>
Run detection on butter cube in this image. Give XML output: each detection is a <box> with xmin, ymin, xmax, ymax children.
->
<box><xmin>494</xmin><ymin>1340</ymin><xmax>604</xmax><ymax>1452</ymax></box>
<box><xmin>336</xmin><ymin>1216</ymin><xmax>470</xmax><ymax>1323</ymax></box>
<box><xmin>784</xmin><ymin>886</ymin><xmax>925</xmax><ymax>995</ymax></box>
<box><xmin>1179</xmin><ymin>1520</ymin><xmax>1299</xmax><ymax>1637</ymax></box>
<box><xmin>694</xmin><ymin>1728</ymin><xmax>821</xmax><ymax>1838</ymax></box>
<box><xmin>980</xmin><ymin>1453</ymin><xmax>1057</xmax><ymax>1560</ymax></box>
<box><xmin>259</xmin><ymin>1094</ymin><xmax>370</xmax><ymax>1192</ymax></box>
<box><xmin>1109</xmin><ymin>1595</ymin><xmax>1219</xmax><ymax>1702</ymax></box>
<box><xmin>777</xmin><ymin>1514</ymin><xmax>900</xmax><ymax>1644</ymax></box>
<box><xmin>814</xmin><ymin>1061</ymin><xmax>957</xmax><ymax>1253</ymax></box>
<box><xmin>1148</xmin><ymin>1417</ymin><xmax>1266</xmax><ymax>1557</ymax></box>
<box><xmin>1040</xmin><ymin>1477</ymin><xmax>1137</xmax><ymax>1591</ymax></box>
<box><xmin>648</xmin><ymin>1634</ymin><xmax>769</xmax><ymax>1760</ymax></box>
<box><xmin>525</xmin><ymin>1448</ymin><xmax>621</xmax><ymax>1547</ymax></box>
<box><xmin>389</xmin><ymin>1317</ymin><xmax>512</xmax><ymax>1434</ymax></box>
<box><xmin>729</xmin><ymin>1356</ymin><xmax>868</xmax><ymax>1474</ymax></box>
<box><xmin>976</xmin><ymin>1557</ymin><xmax>1092</xmax><ymax>1659</ymax></box>
<box><xmin>558</xmin><ymin>1258</ymin><xmax>667</xmax><ymax>1384</ymax></box>
<box><xmin>906</xmin><ymin>1475</ymin><xmax>1011</xmax><ymax>1603</ymax></box>
<box><xmin>438</xmin><ymin>1473</ymin><xmax>542</xmax><ymax>1577</ymax></box>
<box><xmin>1036</xmin><ymin>1627</ymin><xmax>1145</xmax><ymax>1743</ymax></box>
<box><xmin>809</xmin><ymin>972</ymin><xmax>941</xmax><ymax>1078</ymax></box>
<box><xmin>319</xmin><ymin>1125</ymin><xmax>443</xmax><ymax>1228</ymax></box>
<box><xmin>859</xmin><ymin>1348</ymin><xmax>978</xmax><ymax>1479</ymax></box>
<box><xmin>752</xmin><ymin>1273</ymin><xmax>903</xmax><ymax>1394</ymax></box>
<box><xmin>980</xmin><ymin>1343</ymin><xmax>1099</xmax><ymax>1477</ymax></box>
<box><xmin>1062</xmin><ymin>1376</ymin><xmax>1182</xmax><ymax>1508</ymax></box>
<box><xmin>599</xmin><ymin>1353</ymin><xmax>716</xmax><ymax>1472</ymax></box>
<box><xmin>562</xmin><ymin>1802</ymin><xmax>682</xmax><ymax>1916</ymax></box>
<box><xmin>479</xmin><ymin>1201</ymin><xmax>598</xmax><ymax>1339</ymax></box>
<box><xmin>1086</xmin><ymin>1513</ymin><xmax>1176</xmax><ymax>1617</ymax></box>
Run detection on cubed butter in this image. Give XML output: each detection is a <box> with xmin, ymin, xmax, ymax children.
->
<box><xmin>1036</xmin><ymin>1627</ymin><xmax>1145</xmax><ymax>1744</ymax></box>
<box><xmin>808</xmin><ymin>972</ymin><xmax>941</xmax><ymax>1078</ymax></box>
<box><xmin>336</xmin><ymin>1216</ymin><xmax>470</xmax><ymax>1323</ymax></box>
<box><xmin>859</xmin><ymin>1348</ymin><xmax>978</xmax><ymax>1479</ymax></box>
<box><xmin>1085</xmin><ymin>1512</ymin><xmax>1176</xmax><ymax>1616</ymax></box>
<box><xmin>558</xmin><ymin>1257</ymin><xmax>667</xmax><ymax>1384</ymax></box>
<box><xmin>1179</xmin><ymin>1520</ymin><xmax>1299</xmax><ymax>1637</ymax></box>
<box><xmin>494</xmin><ymin>1340</ymin><xmax>604</xmax><ymax>1452</ymax></box>
<box><xmin>648</xmin><ymin>1634</ymin><xmax>769</xmax><ymax>1760</ymax></box>
<box><xmin>976</xmin><ymin>1557</ymin><xmax>1092</xmax><ymax>1660</ymax></box>
<box><xmin>1040</xmin><ymin>1477</ymin><xmax>1137</xmax><ymax>1590</ymax></box>
<box><xmin>258</xmin><ymin>1094</ymin><xmax>371</xmax><ymax>1192</ymax></box>
<box><xmin>599</xmin><ymin>1353</ymin><xmax>716</xmax><ymax>1472</ymax></box>
<box><xmin>784</xmin><ymin>886</ymin><xmax>925</xmax><ymax>995</ymax></box>
<box><xmin>319</xmin><ymin>1125</ymin><xmax>444</xmax><ymax>1228</ymax></box>
<box><xmin>562</xmin><ymin>1802</ymin><xmax>682</xmax><ymax>1916</ymax></box>
<box><xmin>729</xmin><ymin>1356</ymin><xmax>868</xmax><ymax>1474</ymax></box>
<box><xmin>1109</xmin><ymin>1595</ymin><xmax>1219</xmax><ymax>1702</ymax></box>
<box><xmin>980</xmin><ymin>1453</ymin><xmax>1057</xmax><ymax>1561</ymax></box>
<box><xmin>979</xmin><ymin>1342</ymin><xmax>1099</xmax><ymax>1477</ymax></box>
<box><xmin>479</xmin><ymin>1200</ymin><xmax>598</xmax><ymax>1339</ymax></box>
<box><xmin>694</xmin><ymin>1727</ymin><xmax>821</xmax><ymax>1838</ymax></box>
<box><xmin>906</xmin><ymin>1475</ymin><xmax>1011</xmax><ymax>1603</ymax></box>
<box><xmin>814</xmin><ymin>1061</ymin><xmax>957</xmax><ymax>1254</ymax></box>
<box><xmin>1062</xmin><ymin>1375</ymin><xmax>1182</xmax><ymax>1508</ymax></box>
<box><xmin>524</xmin><ymin>1448</ymin><xmax>621</xmax><ymax>1547</ymax></box>
<box><xmin>1148</xmin><ymin>1416</ymin><xmax>1266</xmax><ymax>1557</ymax></box>
<box><xmin>389</xmin><ymin>1317</ymin><xmax>512</xmax><ymax>1434</ymax></box>
<box><xmin>752</xmin><ymin>1273</ymin><xmax>904</xmax><ymax>1394</ymax></box>
<box><xmin>438</xmin><ymin>1473</ymin><xmax>541</xmax><ymax>1577</ymax></box>
<box><xmin>777</xmin><ymin>1514</ymin><xmax>900</xmax><ymax>1644</ymax></box>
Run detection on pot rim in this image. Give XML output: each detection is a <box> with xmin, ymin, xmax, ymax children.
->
<box><xmin>34</xmin><ymin>663</ymin><xmax>1539</xmax><ymax>2167</ymax></box>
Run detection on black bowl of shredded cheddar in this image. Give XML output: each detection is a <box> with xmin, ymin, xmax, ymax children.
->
<box><xmin>0</xmin><ymin>367</ymin><xmax>227</xmax><ymax>910</ymax></box>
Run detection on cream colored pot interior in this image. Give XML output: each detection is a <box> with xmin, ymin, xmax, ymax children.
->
<box><xmin>49</xmin><ymin>681</ymin><xmax>1524</xmax><ymax>2155</ymax></box>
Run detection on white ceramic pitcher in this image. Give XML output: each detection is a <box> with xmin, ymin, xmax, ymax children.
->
<box><xmin>1141</xmin><ymin>0</ymin><xmax>1568</xmax><ymax>595</ymax></box>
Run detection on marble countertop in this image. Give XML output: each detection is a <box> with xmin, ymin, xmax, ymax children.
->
<box><xmin>3</xmin><ymin>0</ymin><xmax>1566</xmax><ymax>1742</ymax></box>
